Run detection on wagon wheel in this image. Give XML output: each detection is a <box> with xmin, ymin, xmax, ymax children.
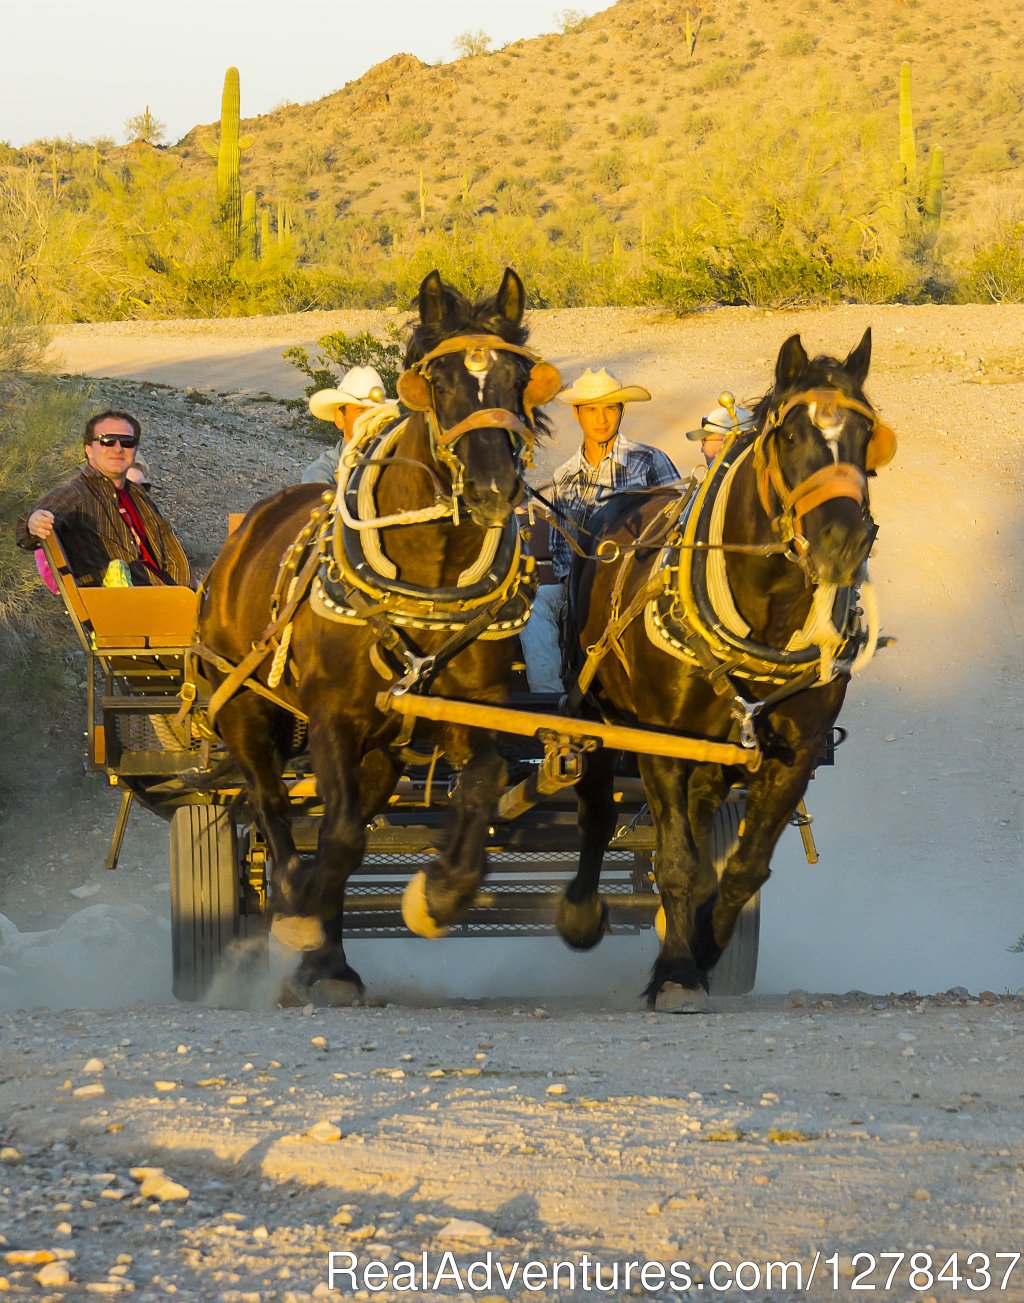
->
<box><xmin>170</xmin><ymin>805</ymin><xmax>241</xmax><ymax>1002</ymax></box>
<box><xmin>707</xmin><ymin>796</ymin><xmax>759</xmax><ymax>996</ymax></box>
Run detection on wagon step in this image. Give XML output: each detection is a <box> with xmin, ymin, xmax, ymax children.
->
<box><xmin>342</xmin><ymin>889</ymin><xmax>659</xmax><ymax>918</ymax></box>
<box><xmin>376</xmin><ymin>690</ymin><xmax>759</xmax><ymax>769</ymax></box>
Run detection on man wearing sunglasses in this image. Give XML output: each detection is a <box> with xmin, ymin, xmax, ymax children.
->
<box><xmin>16</xmin><ymin>411</ymin><xmax>191</xmax><ymax>588</ymax></box>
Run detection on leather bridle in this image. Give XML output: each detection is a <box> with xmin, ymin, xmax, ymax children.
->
<box><xmin>752</xmin><ymin>387</ymin><xmax>896</xmax><ymax>560</ymax></box>
<box><xmin>396</xmin><ymin>334</ymin><xmax>561</xmax><ymax>475</ymax></box>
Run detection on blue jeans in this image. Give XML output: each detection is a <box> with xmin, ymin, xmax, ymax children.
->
<box><xmin>520</xmin><ymin>582</ymin><xmax>566</xmax><ymax>693</ymax></box>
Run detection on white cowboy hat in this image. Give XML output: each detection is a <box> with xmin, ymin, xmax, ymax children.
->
<box><xmin>556</xmin><ymin>367</ymin><xmax>651</xmax><ymax>407</ymax></box>
<box><xmin>686</xmin><ymin>403</ymin><xmax>755</xmax><ymax>440</ymax></box>
<box><xmin>309</xmin><ymin>365</ymin><xmax>389</xmax><ymax>422</ymax></box>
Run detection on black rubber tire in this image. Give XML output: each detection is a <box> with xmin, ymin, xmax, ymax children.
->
<box><xmin>707</xmin><ymin>796</ymin><xmax>760</xmax><ymax>996</ymax></box>
<box><xmin>170</xmin><ymin>805</ymin><xmax>240</xmax><ymax>1002</ymax></box>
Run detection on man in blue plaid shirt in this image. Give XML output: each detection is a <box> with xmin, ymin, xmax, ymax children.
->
<box><xmin>521</xmin><ymin>368</ymin><xmax>680</xmax><ymax>692</ymax></box>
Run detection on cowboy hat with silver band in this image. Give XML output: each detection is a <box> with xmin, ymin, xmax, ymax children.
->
<box><xmin>309</xmin><ymin>365</ymin><xmax>390</xmax><ymax>422</ymax></box>
<box><xmin>556</xmin><ymin>367</ymin><xmax>651</xmax><ymax>407</ymax></box>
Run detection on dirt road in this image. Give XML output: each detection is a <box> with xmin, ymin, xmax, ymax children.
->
<box><xmin>2</xmin><ymin>997</ymin><xmax>1022</xmax><ymax>1301</ymax></box>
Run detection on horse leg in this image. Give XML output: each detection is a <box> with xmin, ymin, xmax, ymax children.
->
<box><xmin>556</xmin><ymin>746</ymin><xmax>617</xmax><ymax>950</ymax></box>
<box><xmin>213</xmin><ymin>690</ymin><xmax>302</xmax><ymax>910</ymax></box>
<box><xmin>698</xmin><ymin>729</ymin><xmax>825</xmax><ymax>971</ymax></box>
<box><xmin>678</xmin><ymin>763</ymin><xmax>732</xmax><ymax>955</ymax></box>
<box><xmin>639</xmin><ymin>755</ymin><xmax>708</xmax><ymax>1012</ymax></box>
<box><xmin>403</xmin><ymin>725</ymin><xmax>506</xmax><ymax>934</ymax></box>
<box><xmin>288</xmin><ymin>719</ymin><xmax>375</xmax><ymax>1002</ymax></box>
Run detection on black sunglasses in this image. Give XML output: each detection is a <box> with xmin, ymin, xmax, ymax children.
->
<box><xmin>93</xmin><ymin>433</ymin><xmax>140</xmax><ymax>448</ymax></box>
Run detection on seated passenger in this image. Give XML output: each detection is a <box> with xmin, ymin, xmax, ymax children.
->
<box><xmin>16</xmin><ymin>411</ymin><xmax>192</xmax><ymax>589</ymax></box>
<box><xmin>520</xmin><ymin>367</ymin><xmax>680</xmax><ymax>693</ymax></box>
<box><xmin>685</xmin><ymin>401</ymin><xmax>755</xmax><ymax>467</ymax></box>
<box><xmin>301</xmin><ymin>365</ymin><xmax>396</xmax><ymax>483</ymax></box>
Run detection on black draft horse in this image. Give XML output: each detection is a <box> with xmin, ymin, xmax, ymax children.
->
<box><xmin>560</xmin><ymin>331</ymin><xmax>896</xmax><ymax>1010</ymax></box>
<box><xmin>197</xmin><ymin>268</ymin><xmax>559</xmax><ymax>1002</ymax></box>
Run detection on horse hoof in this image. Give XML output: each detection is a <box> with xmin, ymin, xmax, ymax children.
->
<box><xmin>654</xmin><ymin>905</ymin><xmax>666</xmax><ymax>942</ymax></box>
<box><xmin>311</xmin><ymin>979</ymin><xmax>362</xmax><ymax>1008</ymax></box>
<box><xmin>555</xmin><ymin>894</ymin><xmax>609</xmax><ymax>950</ymax></box>
<box><xmin>401</xmin><ymin>871</ymin><xmax>449</xmax><ymax>939</ymax></box>
<box><xmin>270</xmin><ymin>914</ymin><xmax>325</xmax><ymax>953</ymax></box>
<box><xmin>277</xmin><ymin>975</ymin><xmax>311</xmax><ymax>1007</ymax></box>
<box><xmin>654</xmin><ymin>982</ymin><xmax>710</xmax><ymax>1014</ymax></box>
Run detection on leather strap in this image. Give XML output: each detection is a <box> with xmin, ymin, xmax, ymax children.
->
<box><xmin>431</xmin><ymin>406</ymin><xmax>536</xmax><ymax>451</ymax></box>
<box><xmin>411</xmin><ymin>334</ymin><xmax>540</xmax><ymax>372</ymax></box>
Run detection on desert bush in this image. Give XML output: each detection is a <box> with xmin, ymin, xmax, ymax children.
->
<box><xmin>124</xmin><ymin>106</ymin><xmax>166</xmax><ymax>145</ymax></box>
<box><xmin>454</xmin><ymin>30</ymin><xmax>491</xmax><ymax>58</ymax></box>
<box><xmin>0</xmin><ymin>376</ymin><xmax>91</xmax><ymax>631</ymax></box>
<box><xmin>591</xmin><ymin>150</ymin><xmax>629</xmax><ymax>191</ymax></box>
<box><xmin>618</xmin><ymin>112</ymin><xmax>659</xmax><ymax>139</ymax></box>
<box><xmin>283</xmin><ymin>327</ymin><xmax>405</xmax><ymax>429</ymax></box>
<box><xmin>960</xmin><ymin>222</ymin><xmax>1024</xmax><ymax>302</ymax></box>
<box><xmin>556</xmin><ymin>8</ymin><xmax>586</xmax><ymax>32</ymax></box>
<box><xmin>642</xmin><ymin>93</ymin><xmax>925</xmax><ymax>310</ymax></box>
<box><xmin>538</xmin><ymin>117</ymin><xmax>571</xmax><ymax>149</ymax></box>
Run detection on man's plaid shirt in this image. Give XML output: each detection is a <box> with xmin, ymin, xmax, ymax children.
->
<box><xmin>548</xmin><ymin>435</ymin><xmax>680</xmax><ymax>581</ymax></box>
<box><xmin>16</xmin><ymin>464</ymin><xmax>191</xmax><ymax>588</ymax></box>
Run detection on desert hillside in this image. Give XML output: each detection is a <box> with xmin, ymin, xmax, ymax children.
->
<box><xmin>6</xmin><ymin>0</ymin><xmax>1023</xmax><ymax>318</ymax></box>
<box><xmin>170</xmin><ymin>0</ymin><xmax>1021</xmax><ymax>243</ymax></box>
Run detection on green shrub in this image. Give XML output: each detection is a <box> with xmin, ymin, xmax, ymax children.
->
<box><xmin>960</xmin><ymin>224</ymin><xmax>1024</xmax><ymax>302</ymax></box>
<box><xmin>780</xmin><ymin>30</ymin><xmax>817</xmax><ymax>55</ymax></box>
<box><xmin>618</xmin><ymin>112</ymin><xmax>659</xmax><ymax>139</ymax></box>
<box><xmin>283</xmin><ymin>327</ymin><xmax>405</xmax><ymax>428</ymax></box>
<box><xmin>0</xmin><ymin>375</ymin><xmax>91</xmax><ymax>630</ymax></box>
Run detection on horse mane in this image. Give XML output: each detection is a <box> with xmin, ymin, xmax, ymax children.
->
<box><xmin>404</xmin><ymin>278</ymin><xmax>550</xmax><ymax>439</ymax></box>
<box><xmin>751</xmin><ymin>351</ymin><xmax>871</xmax><ymax>433</ymax></box>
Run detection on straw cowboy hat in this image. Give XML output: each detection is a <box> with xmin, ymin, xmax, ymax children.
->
<box><xmin>685</xmin><ymin>402</ymin><xmax>755</xmax><ymax>440</ymax></box>
<box><xmin>309</xmin><ymin>365</ymin><xmax>389</xmax><ymax>422</ymax></box>
<box><xmin>557</xmin><ymin>367</ymin><xmax>651</xmax><ymax>407</ymax></box>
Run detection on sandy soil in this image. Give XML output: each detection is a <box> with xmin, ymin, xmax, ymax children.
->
<box><xmin>0</xmin><ymin>304</ymin><xmax>1021</xmax><ymax>1299</ymax></box>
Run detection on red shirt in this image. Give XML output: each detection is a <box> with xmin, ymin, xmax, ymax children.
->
<box><xmin>115</xmin><ymin>485</ymin><xmax>161</xmax><ymax>576</ymax></box>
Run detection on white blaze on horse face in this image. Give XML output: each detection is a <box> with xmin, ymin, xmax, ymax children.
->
<box><xmin>465</xmin><ymin>347</ymin><xmax>496</xmax><ymax>403</ymax></box>
<box><xmin>808</xmin><ymin>398</ymin><xmax>844</xmax><ymax>462</ymax></box>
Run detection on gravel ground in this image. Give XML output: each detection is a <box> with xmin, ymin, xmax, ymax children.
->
<box><xmin>1</xmin><ymin>996</ymin><xmax>1022</xmax><ymax>1302</ymax></box>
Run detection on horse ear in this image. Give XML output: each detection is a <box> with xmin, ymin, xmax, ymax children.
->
<box><xmin>495</xmin><ymin>267</ymin><xmax>526</xmax><ymax>325</ymax></box>
<box><xmin>844</xmin><ymin>327</ymin><xmax>872</xmax><ymax>385</ymax></box>
<box><xmin>775</xmin><ymin>334</ymin><xmax>809</xmax><ymax>388</ymax></box>
<box><xmin>418</xmin><ymin>270</ymin><xmax>449</xmax><ymax>326</ymax></box>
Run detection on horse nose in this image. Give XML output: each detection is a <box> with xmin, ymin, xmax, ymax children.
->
<box><xmin>817</xmin><ymin>518</ymin><xmax>872</xmax><ymax>582</ymax></box>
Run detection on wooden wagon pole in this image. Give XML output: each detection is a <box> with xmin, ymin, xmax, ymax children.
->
<box><xmin>375</xmin><ymin>691</ymin><xmax>761</xmax><ymax>770</ymax></box>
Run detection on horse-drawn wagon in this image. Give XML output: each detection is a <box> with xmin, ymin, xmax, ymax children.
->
<box><xmin>41</xmin><ymin>267</ymin><xmax>891</xmax><ymax>1013</ymax></box>
<box><xmin>42</xmin><ymin>513</ymin><xmax>770</xmax><ymax>1006</ymax></box>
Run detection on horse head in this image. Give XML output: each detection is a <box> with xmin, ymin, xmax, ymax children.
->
<box><xmin>398</xmin><ymin>268</ymin><xmax>559</xmax><ymax>528</ymax></box>
<box><xmin>752</xmin><ymin>328</ymin><xmax>896</xmax><ymax>585</ymax></box>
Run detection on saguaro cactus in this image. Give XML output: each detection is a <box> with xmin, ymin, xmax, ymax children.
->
<box><xmin>260</xmin><ymin>208</ymin><xmax>271</xmax><ymax>259</ymax></box>
<box><xmin>201</xmin><ymin>67</ymin><xmax>254</xmax><ymax>258</ymax></box>
<box><xmin>898</xmin><ymin>62</ymin><xmax>917</xmax><ymax>191</ymax></box>
<box><xmin>241</xmin><ymin>190</ymin><xmax>257</xmax><ymax>260</ymax></box>
<box><xmin>922</xmin><ymin>146</ymin><xmax>944</xmax><ymax>245</ymax></box>
<box><xmin>896</xmin><ymin>62</ymin><xmax>944</xmax><ymax>244</ymax></box>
